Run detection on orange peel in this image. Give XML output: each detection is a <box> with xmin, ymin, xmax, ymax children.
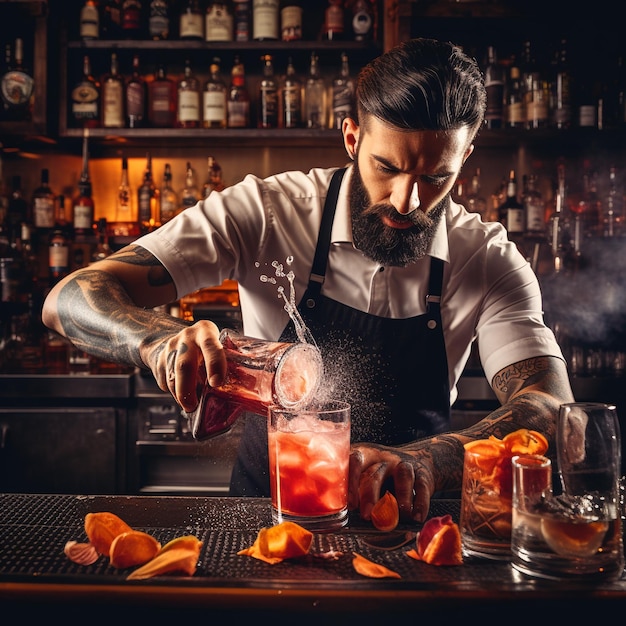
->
<box><xmin>238</xmin><ymin>521</ymin><xmax>313</xmax><ymax>564</ymax></box>
<box><xmin>352</xmin><ymin>552</ymin><xmax>401</xmax><ymax>578</ymax></box>
<box><xmin>407</xmin><ymin>514</ymin><xmax>463</xmax><ymax>566</ymax></box>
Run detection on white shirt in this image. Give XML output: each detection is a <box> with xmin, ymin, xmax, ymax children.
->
<box><xmin>137</xmin><ymin>165</ymin><xmax>564</xmax><ymax>405</ymax></box>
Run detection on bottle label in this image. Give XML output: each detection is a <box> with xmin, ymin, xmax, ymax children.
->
<box><xmin>178</xmin><ymin>90</ymin><xmax>200</xmax><ymax>122</ymax></box>
<box><xmin>332</xmin><ymin>83</ymin><xmax>354</xmax><ymax>128</ymax></box>
<box><xmin>1</xmin><ymin>71</ymin><xmax>34</xmax><ymax>106</ymax></box>
<box><xmin>49</xmin><ymin>242</ymin><xmax>69</xmax><ymax>272</ymax></box>
<box><xmin>71</xmin><ymin>83</ymin><xmax>99</xmax><ymax>120</ymax></box>
<box><xmin>507</xmin><ymin>102</ymin><xmax>525</xmax><ymax>126</ymax></box>
<box><xmin>507</xmin><ymin>207</ymin><xmax>525</xmax><ymax>233</ymax></box>
<box><xmin>180</xmin><ymin>13</ymin><xmax>204</xmax><ymax>38</ymax></box>
<box><xmin>205</xmin><ymin>5</ymin><xmax>234</xmax><ymax>41</ymax></box>
<box><xmin>149</xmin><ymin>14</ymin><xmax>170</xmax><ymax>39</ymax></box>
<box><xmin>103</xmin><ymin>82</ymin><xmax>124</xmax><ymax>127</ymax></box>
<box><xmin>126</xmin><ymin>82</ymin><xmax>145</xmax><ymax>119</ymax></box>
<box><xmin>34</xmin><ymin>197</ymin><xmax>55</xmax><ymax>228</ymax></box>
<box><xmin>253</xmin><ymin>0</ymin><xmax>279</xmax><ymax>40</ymax></box>
<box><xmin>281</xmin><ymin>7</ymin><xmax>302</xmax><ymax>41</ymax></box>
<box><xmin>80</xmin><ymin>5</ymin><xmax>100</xmax><ymax>39</ymax></box>
<box><xmin>234</xmin><ymin>1</ymin><xmax>251</xmax><ymax>41</ymax></box>
<box><xmin>352</xmin><ymin>7</ymin><xmax>373</xmax><ymax>40</ymax></box>
<box><xmin>203</xmin><ymin>91</ymin><xmax>227</xmax><ymax>124</ymax></box>
<box><xmin>227</xmin><ymin>101</ymin><xmax>250</xmax><ymax>128</ymax></box>
<box><xmin>282</xmin><ymin>84</ymin><xmax>301</xmax><ymax>128</ymax></box>
<box><xmin>74</xmin><ymin>204</ymin><xmax>93</xmax><ymax>230</ymax></box>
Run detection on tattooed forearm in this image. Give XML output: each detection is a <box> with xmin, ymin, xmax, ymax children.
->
<box><xmin>112</xmin><ymin>245</ymin><xmax>174</xmax><ymax>288</ymax></box>
<box><xmin>56</xmin><ymin>270</ymin><xmax>188</xmax><ymax>369</ymax></box>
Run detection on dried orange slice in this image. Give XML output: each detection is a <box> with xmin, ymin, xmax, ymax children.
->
<box><xmin>370</xmin><ymin>491</ymin><xmax>400</xmax><ymax>532</ymax></box>
<box><xmin>109</xmin><ymin>530</ymin><xmax>161</xmax><ymax>569</ymax></box>
<box><xmin>503</xmin><ymin>429</ymin><xmax>549</xmax><ymax>455</ymax></box>
<box><xmin>352</xmin><ymin>552</ymin><xmax>401</xmax><ymax>579</ymax></box>
<box><xmin>238</xmin><ymin>521</ymin><xmax>313</xmax><ymax>564</ymax></box>
<box><xmin>84</xmin><ymin>512</ymin><xmax>133</xmax><ymax>557</ymax></box>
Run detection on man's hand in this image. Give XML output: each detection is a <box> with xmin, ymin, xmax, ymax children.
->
<box><xmin>348</xmin><ymin>443</ymin><xmax>436</xmax><ymax>523</ymax></box>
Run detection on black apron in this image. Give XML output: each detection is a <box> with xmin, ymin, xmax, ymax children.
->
<box><xmin>229</xmin><ymin>168</ymin><xmax>451</xmax><ymax>496</ymax></box>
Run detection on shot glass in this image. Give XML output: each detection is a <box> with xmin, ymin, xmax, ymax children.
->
<box><xmin>460</xmin><ymin>445</ymin><xmax>514</xmax><ymax>559</ymax></box>
<box><xmin>268</xmin><ymin>400</ymin><xmax>351</xmax><ymax>532</ymax></box>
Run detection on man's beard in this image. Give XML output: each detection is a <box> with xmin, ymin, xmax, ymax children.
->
<box><xmin>350</xmin><ymin>162</ymin><xmax>448</xmax><ymax>267</ymax></box>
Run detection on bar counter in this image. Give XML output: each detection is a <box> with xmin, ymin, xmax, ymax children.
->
<box><xmin>2</xmin><ymin>493</ymin><xmax>626</xmax><ymax>622</ymax></box>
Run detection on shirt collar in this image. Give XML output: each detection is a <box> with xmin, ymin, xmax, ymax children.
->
<box><xmin>330</xmin><ymin>165</ymin><xmax>451</xmax><ymax>264</ymax></box>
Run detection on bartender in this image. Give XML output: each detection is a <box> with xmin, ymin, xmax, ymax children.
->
<box><xmin>42</xmin><ymin>37</ymin><xmax>574</xmax><ymax>523</ymax></box>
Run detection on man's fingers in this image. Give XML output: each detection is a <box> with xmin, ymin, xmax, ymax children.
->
<box><xmin>392</xmin><ymin>461</ymin><xmax>416</xmax><ymax>521</ymax></box>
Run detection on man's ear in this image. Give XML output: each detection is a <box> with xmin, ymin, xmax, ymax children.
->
<box><xmin>342</xmin><ymin>117</ymin><xmax>359</xmax><ymax>160</ymax></box>
<box><xmin>462</xmin><ymin>143</ymin><xmax>475</xmax><ymax>164</ymax></box>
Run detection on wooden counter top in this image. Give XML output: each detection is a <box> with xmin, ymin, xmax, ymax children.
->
<box><xmin>2</xmin><ymin>493</ymin><xmax>626</xmax><ymax>622</ymax></box>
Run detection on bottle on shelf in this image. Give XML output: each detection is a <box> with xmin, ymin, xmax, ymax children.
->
<box><xmin>179</xmin><ymin>0</ymin><xmax>204</xmax><ymax>40</ymax></box>
<box><xmin>180</xmin><ymin>161</ymin><xmax>200</xmax><ymax>211</ymax></box>
<box><xmin>101</xmin><ymin>0</ymin><xmax>122</xmax><ymax>39</ymax></box>
<box><xmin>32</xmin><ymin>168</ymin><xmax>56</xmax><ymax>232</ymax></box>
<box><xmin>258</xmin><ymin>54</ymin><xmax>278</xmax><ymax>129</ymax></box>
<box><xmin>322</xmin><ymin>0</ymin><xmax>344</xmax><ymax>41</ymax></box>
<box><xmin>205</xmin><ymin>1</ymin><xmax>234</xmax><ymax>42</ymax></box>
<box><xmin>73</xmin><ymin>132</ymin><xmax>96</xmax><ymax>243</ymax></box>
<box><xmin>6</xmin><ymin>176</ymin><xmax>28</xmax><ymax>247</ymax></box>
<box><xmin>148</xmin><ymin>64</ymin><xmax>176</xmax><ymax>127</ymax></box>
<box><xmin>176</xmin><ymin>59</ymin><xmax>201</xmax><ymax>128</ymax></box>
<box><xmin>252</xmin><ymin>0</ymin><xmax>279</xmax><ymax>41</ymax></box>
<box><xmin>550</xmin><ymin>38</ymin><xmax>573</xmax><ymax>130</ymax></box>
<box><xmin>505</xmin><ymin>62</ymin><xmax>525</xmax><ymax>129</ymax></box>
<box><xmin>71</xmin><ymin>55</ymin><xmax>100</xmax><ymax>128</ymax></box>
<box><xmin>202</xmin><ymin>156</ymin><xmax>225</xmax><ymax>198</ymax></box>
<box><xmin>149</xmin><ymin>0</ymin><xmax>170</xmax><ymax>40</ymax></box>
<box><xmin>203</xmin><ymin>57</ymin><xmax>227</xmax><ymax>129</ymax></box>
<box><xmin>1</xmin><ymin>37</ymin><xmax>34</xmax><ymax>122</ymax></box>
<box><xmin>101</xmin><ymin>52</ymin><xmax>125</xmax><ymax>128</ymax></box>
<box><xmin>91</xmin><ymin>217</ymin><xmax>113</xmax><ymax>263</ymax></box>
<box><xmin>602</xmin><ymin>165</ymin><xmax>623</xmax><ymax>237</ymax></box>
<box><xmin>483</xmin><ymin>46</ymin><xmax>505</xmax><ymax>130</ymax></box>
<box><xmin>121</xmin><ymin>0</ymin><xmax>144</xmax><ymax>39</ymax></box>
<box><xmin>522</xmin><ymin>173</ymin><xmax>546</xmax><ymax>236</ymax></box>
<box><xmin>54</xmin><ymin>193</ymin><xmax>73</xmax><ymax>240</ymax></box>
<box><xmin>280</xmin><ymin>1</ymin><xmax>302</xmax><ymax>42</ymax></box>
<box><xmin>227</xmin><ymin>55</ymin><xmax>250</xmax><ymax>128</ymax></box>
<box><xmin>233</xmin><ymin>0</ymin><xmax>251</xmax><ymax>41</ymax></box>
<box><xmin>304</xmin><ymin>52</ymin><xmax>327</xmax><ymax>130</ymax></box>
<box><xmin>347</xmin><ymin>0</ymin><xmax>376</xmax><ymax>42</ymax></box>
<box><xmin>125</xmin><ymin>54</ymin><xmax>147</xmax><ymax>128</ymax></box>
<box><xmin>138</xmin><ymin>152</ymin><xmax>159</xmax><ymax>234</ymax></box>
<box><xmin>281</xmin><ymin>56</ymin><xmax>302</xmax><ymax>129</ymax></box>
<box><xmin>80</xmin><ymin>0</ymin><xmax>100</xmax><ymax>40</ymax></box>
<box><xmin>498</xmin><ymin>169</ymin><xmax>524</xmax><ymax>235</ymax></box>
<box><xmin>159</xmin><ymin>162</ymin><xmax>178</xmax><ymax>223</ymax></box>
<box><xmin>520</xmin><ymin>41</ymin><xmax>549</xmax><ymax>130</ymax></box>
<box><xmin>330</xmin><ymin>51</ymin><xmax>355</xmax><ymax>130</ymax></box>
<box><xmin>465</xmin><ymin>168</ymin><xmax>488</xmax><ymax>220</ymax></box>
<box><xmin>48</xmin><ymin>226</ymin><xmax>70</xmax><ymax>287</ymax></box>
<box><xmin>115</xmin><ymin>155</ymin><xmax>133</xmax><ymax>224</ymax></box>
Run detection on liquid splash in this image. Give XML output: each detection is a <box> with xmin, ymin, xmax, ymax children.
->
<box><xmin>259</xmin><ymin>256</ymin><xmax>317</xmax><ymax>347</ymax></box>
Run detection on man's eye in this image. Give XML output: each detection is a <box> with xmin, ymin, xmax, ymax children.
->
<box><xmin>424</xmin><ymin>176</ymin><xmax>450</xmax><ymax>188</ymax></box>
<box><xmin>377</xmin><ymin>164</ymin><xmax>397</xmax><ymax>174</ymax></box>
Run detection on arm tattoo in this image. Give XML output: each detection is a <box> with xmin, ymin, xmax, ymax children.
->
<box><xmin>107</xmin><ymin>245</ymin><xmax>174</xmax><ymax>288</ymax></box>
<box><xmin>56</xmin><ymin>269</ymin><xmax>187</xmax><ymax>369</ymax></box>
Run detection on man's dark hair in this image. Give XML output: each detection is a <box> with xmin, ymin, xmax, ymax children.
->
<box><xmin>356</xmin><ymin>38</ymin><xmax>487</xmax><ymax>141</ymax></box>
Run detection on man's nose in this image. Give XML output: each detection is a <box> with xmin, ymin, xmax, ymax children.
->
<box><xmin>391</xmin><ymin>181</ymin><xmax>420</xmax><ymax>215</ymax></box>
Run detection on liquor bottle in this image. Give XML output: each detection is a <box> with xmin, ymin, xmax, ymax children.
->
<box><xmin>483</xmin><ymin>46</ymin><xmax>505</xmax><ymax>130</ymax></box>
<box><xmin>80</xmin><ymin>0</ymin><xmax>100</xmax><ymax>40</ymax></box>
<box><xmin>280</xmin><ymin>1</ymin><xmax>302</xmax><ymax>42</ymax></box>
<box><xmin>176</xmin><ymin>59</ymin><xmax>201</xmax><ymax>128</ymax></box>
<box><xmin>0</xmin><ymin>38</ymin><xmax>34</xmax><ymax>122</ymax></box>
<box><xmin>6</xmin><ymin>176</ymin><xmax>28</xmax><ymax>246</ymax></box>
<box><xmin>304</xmin><ymin>52</ymin><xmax>327</xmax><ymax>130</ymax></box>
<box><xmin>330</xmin><ymin>52</ymin><xmax>355</xmax><ymax>130</ymax></box>
<box><xmin>203</xmin><ymin>57</ymin><xmax>227</xmax><ymax>129</ymax></box>
<box><xmin>48</xmin><ymin>227</ymin><xmax>70</xmax><ymax>287</ymax></box>
<box><xmin>550</xmin><ymin>38</ymin><xmax>572</xmax><ymax>130</ymax></box>
<box><xmin>227</xmin><ymin>55</ymin><xmax>250</xmax><ymax>128</ymax></box>
<box><xmin>520</xmin><ymin>41</ymin><xmax>549</xmax><ymax>130</ymax></box>
<box><xmin>115</xmin><ymin>155</ymin><xmax>133</xmax><ymax>223</ymax></box>
<box><xmin>73</xmin><ymin>133</ymin><xmax>96</xmax><ymax>242</ymax></box>
<box><xmin>498</xmin><ymin>169</ymin><xmax>524</xmax><ymax>234</ymax></box>
<box><xmin>148</xmin><ymin>64</ymin><xmax>176</xmax><ymax>127</ymax></box>
<box><xmin>180</xmin><ymin>161</ymin><xmax>200</xmax><ymax>211</ymax></box>
<box><xmin>258</xmin><ymin>54</ymin><xmax>278</xmax><ymax>129</ymax></box>
<box><xmin>159</xmin><ymin>163</ymin><xmax>178</xmax><ymax>223</ymax></box>
<box><xmin>205</xmin><ymin>1</ymin><xmax>234</xmax><ymax>42</ymax></box>
<box><xmin>202</xmin><ymin>156</ymin><xmax>225</xmax><ymax>198</ymax></box>
<box><xmin>91</xmin><ymin>218</ymin><xmax>113</xmax><ymax>263</ymax></box>
<box><xmin>465</xmin><ymin>168</ymin><xmax>488</xmax><ymax>220</ymax></box>
<box><xmin>522</xmin><ymin>174</ymin><xmax>546</xmax><ymax>235</ymax></box>
<box><xmin>149</xmin><ymin>0</ymin><xmax>170</xmax><ymax>40</ymax></box>
<box><xmin>252</xmin><ymin>0</ymin><xmax>279</xmax><ymax>41</ymax></box>
<box><xmin>121</xmin><ymin>0</ymin><xmax>143</xmax><ymax>39</ymax></box>
<box><xmin>32</xmin><ymin>168</ymin><xmax>56</xmax><ymax>231</ymax></box>
<box><xmin>55</xmin><ymin>194</ymin><xmax>73</xmax><ymax>240</ymax></box>
<box><xmin>71</xmin><ymin>55</ymin><xmax>100</xmax><ymax>128</ymax></box>
<box><xmin>281</xmin><ymin>56</ymin><xmax>301</xmax><ymax>129</ymax></box>
<box><xmin>348</xmin><ymin>0</ymin><xmax>376</xmax><ymax>42</ymax></box>
<box><xmin>125</xmin><ymin>54</ymin><xmax>146</xmax><ymax>128</ymax></box>
<box><xmin>233</xmin><ymin>0</ymin><xmax>251</xmax><ymax>41</ymax></box>
<box><xmin>138</xmin><ymin>152</ymin><xmax>159</xmax><ymax>233</ymax></box>
<box><xmin>505</xmin><ymin>62</ymin><xmax>525</xmax><ymax>129</ymax></box>
<box><xmin>101</xmin><ymin>52</ymin><xmax>125</xmax><ymax>128</ymax></box>
<box><xmin>101</xmin><ymin>0</ymin><xmax>122</xmax><ymax>39</ymax></box>
<box><xmin>179</xmin><ymin>0</ymin><xmax>204</xmax><ymax>40</ymax></box>
<box><xmin>322</xmin><ymin>0</ymin><xmax>344</xmax><ymax>41</ymax></box>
